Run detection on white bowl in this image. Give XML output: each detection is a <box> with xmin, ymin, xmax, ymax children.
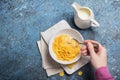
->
<box><xmin>49</xmin><ymin>29</ymin><xmax>84</xmax><ymax>64</ymax></box>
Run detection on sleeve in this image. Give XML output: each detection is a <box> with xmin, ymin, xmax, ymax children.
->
<box><xmin>94</xmin><ymin>66</ymin><xmax>114</xmax><ymax>80</ymax></box>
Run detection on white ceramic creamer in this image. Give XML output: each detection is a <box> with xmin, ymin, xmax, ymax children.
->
<box><xmin>72</xmin><ymin>2</ymin><xmax>100</xmax><ymax>29</ymax></box>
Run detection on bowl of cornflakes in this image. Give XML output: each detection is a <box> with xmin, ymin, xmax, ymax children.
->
<box><xmin>49</xmin><ymin>29</ymin><xmax>84</xmax><ymax>64</ymax></box>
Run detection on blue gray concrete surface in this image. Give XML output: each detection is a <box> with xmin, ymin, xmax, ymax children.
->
<box><xmin>0</xmin><ymin>0</ymin><xmax>120</xmax><ymax>80</ymax></box>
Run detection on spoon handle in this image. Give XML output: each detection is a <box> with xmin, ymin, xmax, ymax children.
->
<box><xmin>73</xmin><ymin>38</ymin><xmax>99</xmax><ymax>48</ymax></box>
<box><xmin>80</xmin><ymin>42</ymin><xmax>99</xmax><ymax>48</ymax></box>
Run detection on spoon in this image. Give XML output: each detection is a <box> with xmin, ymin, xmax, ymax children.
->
<box><xmin>73</xmin><ymin>38</ymin><xmax>99</xmax><ymax>48</ymax></box>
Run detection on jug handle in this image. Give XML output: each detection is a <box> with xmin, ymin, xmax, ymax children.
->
<box><xmin>90</xmin><ymin>19</ymin><xmax>100</xmax><ymax>27</ymax></box>
<box><xmin>72</xmin><ymin>2</ymin><xmax>82</xmax><ymax>12</ymax></box>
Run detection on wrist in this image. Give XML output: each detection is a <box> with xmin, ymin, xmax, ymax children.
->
<box><xmin>95</xmin><ymin>66</ymin><xmax>108</xmax><ymax>70</ymax></box>
<box><xmin>95</xmin><ymin>65</ymin><xmax>107</xmax><ymax>70</ymax></box>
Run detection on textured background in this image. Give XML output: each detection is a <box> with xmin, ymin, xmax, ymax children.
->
<box><xmin>0</xmin><ymin>0</ymin><xmax>120</xmax><ymax>80</ymax></box>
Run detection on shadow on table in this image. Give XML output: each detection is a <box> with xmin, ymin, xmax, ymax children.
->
<box><xmin>81</xmin><ymin>62</ymin><xmax>95</xmax><ymax>80</ymax></box>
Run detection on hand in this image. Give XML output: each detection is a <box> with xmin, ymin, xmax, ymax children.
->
<box><xmin>81</xmin><ymin>40</ymin><xmax>107</xmax><ymax>69</ymax></box>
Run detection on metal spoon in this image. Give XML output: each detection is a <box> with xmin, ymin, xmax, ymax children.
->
<box><xmin>73</xmin><ymin>38</ymin><xmax>99</xmax><ymax>48</ymax></box>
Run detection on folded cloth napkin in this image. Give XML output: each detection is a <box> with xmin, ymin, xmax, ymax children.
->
<box><xmin>37</xmin><ymin>20</ymin><xmax>90</xmax><ymax>76</ymax></box>
<box><xmin>37</xmin><ymin>40</ymin><xmax>63</xmax><ymax>76</ymax></box>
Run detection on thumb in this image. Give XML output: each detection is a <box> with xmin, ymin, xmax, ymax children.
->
<box><xmin>87</xmin><ymin>42</ymin><xmax>96</xmax><ymax>57</ymax></box>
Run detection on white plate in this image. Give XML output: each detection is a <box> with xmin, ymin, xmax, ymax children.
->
<box><xmin>49</xmin><ymin>28</ymin><xmax>84</xmax><ymax>64</ymax></box>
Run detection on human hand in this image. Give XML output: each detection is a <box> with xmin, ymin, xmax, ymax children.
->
<box><xmin>81</xmin><ymin>40</ymin><xmax>107</xmax><ymax>69</ymax></box>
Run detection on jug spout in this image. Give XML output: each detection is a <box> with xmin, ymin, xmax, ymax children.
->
<box><xmin>72</xmin><ymin>2</ymin><xmax>82</xmax><ymax>12</ymax></box>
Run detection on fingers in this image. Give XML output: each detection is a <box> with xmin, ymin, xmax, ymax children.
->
<box><xmin>81</xmin><ymin>46</ymin><xmax>88</xmax><ymax>56</ymax></box>
<box><xmin>81</xmin><ymin>50</ymin><xmax>87</xmax><ymax>54</ymax></box>
<box><xmin>84</xmin><ymin>40</ymin><xmax>103</xmax><ymax>51</ymax></box>
<box><xmin>87</xmin><ymin>42</ymin><xmax>96</xmax><ymax>57</ymax></box>
<box><xmin>83</xmin><ymin>52</ymin><xmax>88</xmax><ymax>56</ymax></box>
<box><xmin>81</xmin><ymin>46</ymin><xmax>87</xmax><ymax>51</ymax></box>
<box><xmin>81</xmin><ymin>40</ymin><xmax>101</xmax><ymax>56</ymax></box>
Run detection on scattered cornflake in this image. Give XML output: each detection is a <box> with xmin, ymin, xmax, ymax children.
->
<box><xmin>67</xmin><ymin>62</ymin><xmax>77</xmax><ymax>69</ymax></box>
<box><xmin>59</xmin><ymin>71</ymin><xmax>64</xmax><ymax>76</ymax></box>
<box><xmin>78</xmin><ymin>71</ymin><xmax>83</xmax><ymax>76</ymax></box>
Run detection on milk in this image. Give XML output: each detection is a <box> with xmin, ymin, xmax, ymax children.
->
<box><xmin>78</xmin><ymin>8</ymin><xmax>90</xmax><ymax>20</ymax></box>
